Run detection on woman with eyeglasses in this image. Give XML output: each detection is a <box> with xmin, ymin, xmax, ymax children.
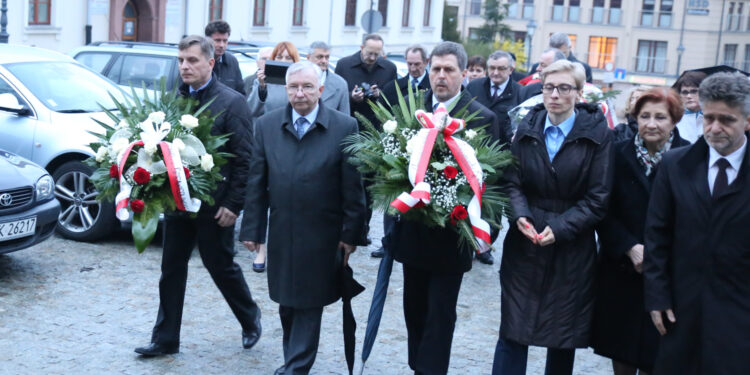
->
<box><xmin>672</xmin><ymin>71</ymin><xmax>707</xmax><ymax>143</ymax></box>
<box><xmin>246</xmin><ymin>41</ymin><xmax>301</xmax><ymax>272</ymax></box>
<box><xmin>493</xmin><ymin>59</ymin><xmax>614</xmax><ymax>375</ymax></box>
<box><xmin>591</xmin><ymin>87</ymin><xmax>689</xmax><ymax>375</ymax></box>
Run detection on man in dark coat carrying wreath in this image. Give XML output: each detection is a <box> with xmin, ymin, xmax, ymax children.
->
<box><xmin>644</xmin><ymin>72</ymin><xmax>750</xmax><ymax>375</ymax></box>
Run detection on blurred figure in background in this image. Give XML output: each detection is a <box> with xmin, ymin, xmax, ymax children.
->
<box><xmin>613</xmin><ymin>86</ymin><xmax>651</xmax><ymax>141</ymax></box>
<box><xmin>465</xmin><ymin>55</ymin><xmax>487</xmax><ymax>85</ymax></box>
<box><xmin>672</xmin><ymin>71</ymin><xmax>707</xmax><ymax>143</ymax></box>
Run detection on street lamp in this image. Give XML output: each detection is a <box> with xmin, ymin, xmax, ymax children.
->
<box><xmin>675</xmin><ymin>44</ymin><xmax>685</xmax><ymax>77</ymax></box>
<box><xmin>525</xmin><ymin>19</ymin><xmax>537</xmax><ymax>71</ymax></box>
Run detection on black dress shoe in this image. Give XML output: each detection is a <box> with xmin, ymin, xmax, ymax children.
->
<box><xmin>476</xmin><ymin>251</ymin><xmax>494</xmax><ymax>265</ymax></box>
<box><xmin>274</xmin><ymin>365</ymin><xmax>286</xmax><ymax>375</ymax></box>
<box><xmin>242</xmin><ymin>322</ymin><xmax>262</xmax><ymax>349</ymax></box>
<box><xmin>370</xmin><ymin>247</ymin><xmax>385</xmax><ymax>258</ymax></box>
<box><xmin>134</xmin><ymin>342</ymin><xmax>178</xmax><ymax>356</ymax></box>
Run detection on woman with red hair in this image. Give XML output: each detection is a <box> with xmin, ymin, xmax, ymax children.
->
<box><xmin>591</xmin><ymin>87</ymin><xmax>689</xmax><ymax>375</ymax></box>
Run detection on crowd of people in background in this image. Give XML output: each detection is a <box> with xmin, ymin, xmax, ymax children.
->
<box><xmin>131</xmin><ymin>19</ymin><xmax>750</xmax><ymax>375</ymax></box>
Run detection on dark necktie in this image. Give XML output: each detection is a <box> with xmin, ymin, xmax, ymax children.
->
<box><xmin>713</xmin><ymin>158</ymin><xmax>730</xmax><ymax>197</ymax></box>
<box><xmin>433</xmin><ymin>103</ymin><xmax>439</xmax><ymax>112</ymax></box>
<box><xmin>190</xmin><ymin>90</ymin><xmax>200</xmax><ymax>100</ymax></box>
<box><xmin>412</xmin><ymin>78</ymin><xmax>419</xmax><ymax>89</ymax></box>
<box><xmin>492</xmin><ymin>85</ymin><xmax>500</xmax><ymax>99</ymax></box>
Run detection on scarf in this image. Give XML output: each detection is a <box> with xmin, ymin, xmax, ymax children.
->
<box><xmin>634</xmin><ymin>132</ymin><xmax>674</xmax><ymax>176</ymax></box>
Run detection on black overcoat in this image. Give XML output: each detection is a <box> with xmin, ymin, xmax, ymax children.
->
<box><xmin>389</xmin><ymin>91</ymin><xmax>501</xmax><ymax>273</ymax></box>
<box><xmin>380</xmin><ymin>73</ymin><xmax>431</xmax><ymax>106</ymax></box>
<box><xmin>500</xmin><ymin>103</ymin><xmax>614</xmax><ymax>348</ymax></box>
<box><xmin>239</xmin><ymin>103</ymin><xmax>366</xmax><ymax>308</ymax></box>
<box><xmin>178</xmin><ymin>77</ymin><xmax>252</xmax><ymax>216</ymax></box>
<box><xmin>644</xmin><ymin>136</ymin><xmax>750</xmax><ymax>375</ymax></box>
<box><xmin>212</xmin><ymin>52</ymin><xmax>246</xmax><ymax>96</ymax></box>
<box><xmin>591</xmin><ymin>134</ymin><xmax>689</xmax><ymax>370</ymax></box>
<box><xmin>465</xmin><ymin>76</ymin><xmax>519</xmax><ymax>147</ymax></box>
<box><xmin>334</xmin><ymin>51</ymin><xmax>397</xmax><ymax>130</ymax></box>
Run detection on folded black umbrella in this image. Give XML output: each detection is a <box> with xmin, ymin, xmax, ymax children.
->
<box><xmin>341</xmin><ymin>264</ymin><xmax>365</xmax><ymax>375</ymax></box>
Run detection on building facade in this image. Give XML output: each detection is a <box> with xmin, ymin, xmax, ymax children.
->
<box><xmin>449</xmin><ymin>0</ymin><xmax>750</xmax><ymax>86</ymax></box>
<box><xmin>7</xmin><ymin>0</ymin><xmax>444</xmax><ymax>55</ymax></box>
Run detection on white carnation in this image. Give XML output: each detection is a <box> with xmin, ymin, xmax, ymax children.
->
<box><xmin>382</xmin><ymin>120</ymin><xmax>397</xmax><ymax>134</ymax></box>
<box><xmin>179</xmin><ymin>114</ymin><xmax>199</xmax><ymax>129</ymax></box>
<box><xmin>200</xmin><ymin>154</ymin><xmax>214</xmax><ymax>171</ymax></box>
<box><xmin>148</xmin><ymin>111</ymin><xmax>166</xmax><ymax>124</ymax></box>
<box><xmin>95</xmin><ymin>146</ymin><xmax>108</xmax><ymax>162</ymax></box>
<box><xmin>144</xmin><ymin>141</ymin><xmax>158</xmax><ymax>155</ymax></box>
<box><xmin>111</xmin><ymin>137</ymin><xmax>130</xmax><ymax>155</ymax></box>
<box><xmin>465</xmin><ymin>129</ymin><xmax>477</xmax><ymax>140</ymax></box>
<box><xmin>172</xmin><ymin>137</ymin><xmax>186</xmax><ymax>151</ymax></box>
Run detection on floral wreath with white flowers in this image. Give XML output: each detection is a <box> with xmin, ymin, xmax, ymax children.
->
<box><xmin>86</xmin><ymin>85</ymin><xmax>232</xmax><ymax>252</ymax></box>
<box><xmin>344</xmin><ymin>88</ymin><xmax>512</xmax><ymax>252</ymax></box>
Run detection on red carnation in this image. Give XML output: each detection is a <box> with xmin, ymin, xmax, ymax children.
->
<box><xmin>130</xmin><ymin>199</ymin><xmax>145</xmax><ymax>213</ymax></box>
<box><xmin>450</xmin><ymin>205</ymin><xmax>468</xmax><ymax>225</ymax></box>
<box><xmin>109</xmin><ymin>164</ymin><xmax>119</xmax><ymax>178</ymax></box>
<box><xmin>183</xmin><ymin>167</ymin><xmax>191</xmax><ymax>179</ymax></box>
<box><xmin>133</xmin><ymin>167</ymin><xmax>151</xmax><ymax>185</ymax></box>
<box><xmin>443</xmin><ymin>166</ymin><xmax>458</xmax><ymax>179</ymax></box>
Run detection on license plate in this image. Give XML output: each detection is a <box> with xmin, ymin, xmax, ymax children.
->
<box><xmin>0</xmin><ymin>217</ymin><xmax>36</xmax><ymax>241</ymax></box>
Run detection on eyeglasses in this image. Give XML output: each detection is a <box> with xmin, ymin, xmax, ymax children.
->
<box><xmin>680</xmin><ymin>89</ymin><xmax>699</xmax><ymax>96</ymax></box>
<box><xmin>286</xmin><ymin>84</ymin><xmax>317</xmax><ymax>94</ymax></box>
<box><xmin>542</xmin><ymin>84</ymin><xmax>577</xmax><ymax>95</ymax></box>
<box><xmin>488</xmin><ymin>66</ymin><xmax>510</xmax><ymax>72</ymax></box>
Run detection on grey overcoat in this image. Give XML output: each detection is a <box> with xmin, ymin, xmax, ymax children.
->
<box><xmin>240</xmin><ymin>103</ymin><xmax>366</xmax><ymax>308</ymax></box>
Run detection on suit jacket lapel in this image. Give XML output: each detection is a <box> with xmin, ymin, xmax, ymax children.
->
<box><xmin>716</xmin><ymin>140</ymin><xmax>750</xmax><ymax>200</ymax></box>
<box><xmin>679</xmin><ymin>139</ymin><xmax>712</xmax><ymax>207</ymax></box>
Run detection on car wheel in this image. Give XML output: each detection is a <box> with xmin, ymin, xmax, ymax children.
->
<box><xmin>52</xmin><ymin>161</ymin><xmax>116</xmax><ymax>241</ymax></box>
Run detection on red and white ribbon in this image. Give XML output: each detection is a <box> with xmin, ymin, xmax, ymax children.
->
<box><xmin>390</xmin><ymin>104</ymin><xmax>491</xmax><ymax>248</ymax></box>
<box><xmin>114</xmin><ymin>140</ymin><xmax>201</xmax><ymax>220</ymax></box>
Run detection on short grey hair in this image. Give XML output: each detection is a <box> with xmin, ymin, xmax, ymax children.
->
<box><xmin>286</xmin><ymin>60</ymin><xmax>324</xmax><ymax>87</ymax></box>
<box><xmin>405</xmin><ymin>45</ymin><xmax>428</xmax><ymax>62</ymax></box>
<box><xmin>699</xmin><ymin>72</ymin><xmax>750</xmax><ymax>116</ymax></box>
<box><xmin>540</xmin><ymin>60</ymin><xmax>586</xmax><ymax>90</ymax></box>
<box><xmin>178</xmin><ymin>35</ymin><xmax>214</xmax><ymax>61</ymax></box>
<box><xmin>542</xmin><ymin>48</ymin><xmax>567</xmax><ymax>62</ymax></box>
<box><xmin>488</xmin><ymin>50</ymin><xmax>513</xmax><ymax>64</ymax></box>
<box><xmin>430</xmin><ymin>41</ymin><xmax>467</xmax><ymax>70</ymax></box>
<box><xmin>309</xmin><ymin>41</ymin><xmax>330</xmax><ymax>53</ymax></box>
<box><xmin>549</xmin><ymin>33</ymin><xmax>571</xmax><ymax>49</ymax></box>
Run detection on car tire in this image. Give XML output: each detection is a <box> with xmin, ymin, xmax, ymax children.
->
<box><xmin>52</xmin><ymin>161</ymin><xmax>116</xmax><ymax>241</ymax></box>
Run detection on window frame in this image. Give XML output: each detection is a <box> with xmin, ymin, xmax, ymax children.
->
<box><xmin>253</xmin><ymin>0</ymin><xmax>266</xmax><ymax>26</ymax></box>
<box><xmin>345</xmin><ymin>0</ymin><xmax>357</xmax><ymax>26</ymax></box>
<box><xmin>209</xmin><ymin>0</ymin><xmax>223</xmax><ymax>22</ymax></box>
<box><xmin>378</xmin><ymin>0</ymin><xmax>389</xmax><ymax>26</ymax></box>
<box><xmin>423</xmin><ymin>0</ymin><xmax>432</xmax><ymax>26</ymax></box>
<box><xmin>293</xmin><ymin>0</ymin><xmax>305</xmax><ymax>26</ymax></box>
<box><xmin>28</xmin><ymin>0</ymin><xmax>51</xmax><ymax>25</ymax></box>
<box><xmin>402</xmin><ymin>0</ymin><xmax>411</xmax><ymax>27</ymax></box>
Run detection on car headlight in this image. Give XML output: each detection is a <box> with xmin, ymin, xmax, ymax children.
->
<box><xmin>36</xmin><ymin>174</ymin><xmax>55</xmax><ymax>201</ymax></box>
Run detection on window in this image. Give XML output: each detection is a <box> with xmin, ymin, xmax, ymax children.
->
<box><xmin>402</xmin><ymin>0</ymin><xmax>411</xmax><ymax>27</ymax></box>
<box><xmin>727</xmin><ymin>2</ymin><xmax>744</xmax><ymax>31</ymax></box>
<box><xmin>28</xmin><ymin>0</ymin><xmax>51</xmax><ymax>25</ymax></box>
<box><xmin>73</xmin><ymin>53</ymin><xmax>115</xmax><ymax>74</ymax></box>
<box><xmin>513</xmin><ymin>31</ymin><xmax>527</xmax><ymax>42</ymax></box>
<box><xmin>744</xmin><ymin>44</ymin><xmax>750</xmax><ymax>72</ymax></box>
<box><xmin>568</xmin><ymin>0</ymin><xmax>580</xmax><ymax>22</ymax></box>
<box><xmin>379</xmin><ymin>0</ymin><xmax>388</xmax><ymax>26</ymax></box>
<box><xmin>523</xmin><ymin>0</ymin><xmax>534</xmax><ymax>20</ymax></box>
<box><xmin>107</xmin><ymin>55</ymin><xmax>174</xmax><ymax>90</ymax></box>
<box><xmin>659</xmin><ymin>0</ymin><xmax>673</xmax><ymax>27</ymax></box>
<box><xmin>552</xmin><ymin>0</ymin><xmax>564</xmax><ymax>21</ymax></box>
<box><xmin>610</xmin><ymin>0</ymin><xmax>622</xmax><ymax>25</ymax></box>
<box><xmin>587</xmin><ymin>36</ymin><xmax>617</xmax><ymax>69</ymax></box>
<box><xmin>568</xmin><ymin>34</ymin><xmax>577</xmax><ymax>51</ymax></box>
<box><xmin>592</xmin><ymin>0</ymin><xmax>604</xmax><ymax>24</ymax></box>
<box><xmin>641</xmin><ymin>0</ymin><xmax>655</xmax><ymax>26</ymax></box>
<box><xmin>470</xmin><ymin>0</ymin><xmax>481</xmax><ymax>16</ymax></box>
<box><xmin>253</xmin><ymin>0</ymin><xmax>266</xmax><ymax>26</ymax></box>
<box><xmin>345</xmin><ymin>0</ymin><xmax>356</xmax><ymax>26</ymax></box>
<box><xmin>723</xmin><ymin>44</ymin><xmax>738</xmax><ymax>67</ymax></box>
<box><xmin>636</xmin><ymin>40</ymin><xmax>667</xmax><ymax>73</ymax></box>
<box><xmin>209</xmin><ymin>0</ymin><xmax>222</xmax><ymax>21</ymax></box>
<box><xmin>423</xmin><ymin>0</ymin><xmax>431</xmax><ymax>26</ymax></box>
<box><xmin>293</xmin><ymin>0</ymin><xmax>304</xmax><ymax>26</ymax></box>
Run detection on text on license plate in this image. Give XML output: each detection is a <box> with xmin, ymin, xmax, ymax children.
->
<box><xmin>0</xmin><ymin>217</ymin><xmax>36</xmax><ymax>241</ymax></box>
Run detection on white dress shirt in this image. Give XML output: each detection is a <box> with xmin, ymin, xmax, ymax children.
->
<box><xmin>491</xmin><ymin>78</ymin><xmax>510</xmax><ymax>98</ymax></box>
<box><xmin>708</xmin><ymin>135</ymin><xmax>747</xmax><ymax>194</ymax></box>
<box><xmin>431</xmin><ymin>92</ymin><xmax>461</xmax><ymax>111</ymax></box>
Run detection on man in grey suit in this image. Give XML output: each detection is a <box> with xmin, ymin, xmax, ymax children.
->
<box><xmin>307</xmin><ymin>41</ymin><xmax>350</xmax><ymax>114</ymax></box>
<box><xmin>240</xmin><ymin>61</ymin><xmax>366</xmax><ymax>375</ymax></box>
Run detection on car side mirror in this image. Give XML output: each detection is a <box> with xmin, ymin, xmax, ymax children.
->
<box><xmin>0</xmin><ymin>93</ymin><xmax>31</xmax><ymax>116</ymax></box>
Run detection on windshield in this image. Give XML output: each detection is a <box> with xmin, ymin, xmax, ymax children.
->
<box><xmin>6</xmin><ymin>61</ymin><xmax>127</xmax><ymax>112</ymax></box>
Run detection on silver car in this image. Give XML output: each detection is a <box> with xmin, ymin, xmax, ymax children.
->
<box><xmin>0</xmin><ymin>44</ymin><xmax>128</xmax><ymax>241</ymax></box>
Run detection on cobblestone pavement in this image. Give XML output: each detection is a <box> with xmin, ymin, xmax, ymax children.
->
<box><xmin>0</xmin><ymin>212</ymin><xmax>612</xmax><ymax>374</ymax></box>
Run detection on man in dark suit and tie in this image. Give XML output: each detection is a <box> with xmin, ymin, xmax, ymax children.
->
<box><xmin>381</xmin><ymin>45</ymin><xmax>431</xmax><ymax>105</ymax></box>
<box><xmin>240</xmin><ymin>61</ymin><xmax>366</xmax><ymax>375</ymax></box>
<box><xmin>134</xmin><ymin>35</ymin><xmax>261</xmax><ymax>357</ymax></box>
<box><xmin>389</xmin><ymin>41</ymin><xmax>501</xmax><ymax>375</ymax></box>
<box><xmin>205</xmin><ymin>20</ymin><xmax>245</xmax><ymax>95</ymax></box>
<box><xmin>644</xmin><ymin>72</ymin><xmax>750</xmax><ymax>375</ymax></box>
